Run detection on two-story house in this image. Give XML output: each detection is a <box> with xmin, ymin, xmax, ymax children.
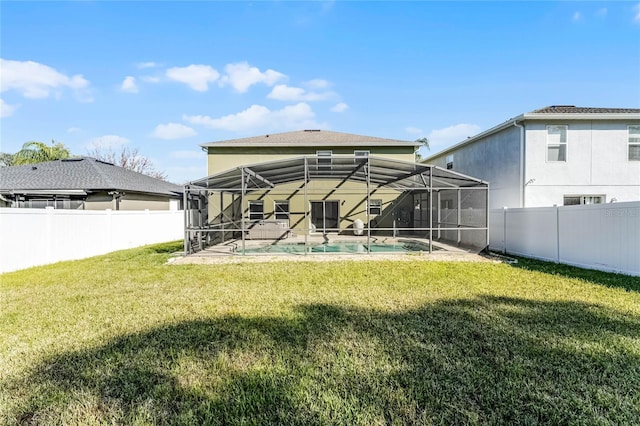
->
<box><xmin>184</xmin><ymin>129</ymin><xmax>489</xmax><ymax>254</ymax></box>
<box><xmin>424</xmin><ymin>106</ymin><xmax>640</xmax><ymax>209</ymax></box>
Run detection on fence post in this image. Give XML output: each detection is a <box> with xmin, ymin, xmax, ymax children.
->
<box><xmin>556</xmin><ymin>205</ymin><xmax>560</xmax><ymax>263</ymax></box>
<box><xmin>106</xmin><ymin>209</ymin><xmax>113</xmax><ymax>252</ymax></box>
<box><xmin>503</xmin><ymin>207</ymin><xmax>508</xmax><ymax>254</ymax></box>
<box><xmin>45</xmin><ymin>206</ymin><xmax>54</xmax><ymax>264</ymax></box>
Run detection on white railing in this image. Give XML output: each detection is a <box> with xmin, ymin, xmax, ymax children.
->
<box><xmin>490</xmin><ymin>202</ymin><xmax>640</xmax><ymax>276</ymax></box>
<box><xmin>0</xmin><ymin>207</ymin><xmax>183</xmax><ymax>273</ymax></box>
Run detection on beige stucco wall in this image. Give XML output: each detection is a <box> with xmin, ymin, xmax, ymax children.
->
<box><xmin>203</xmin><ymin>144</ymin><xmax>418</xmax><ymax>234</ymax></box>
<box><xmin>86</xmin><ymin>191</ymin><xmax>175</xmax><ymax>211</ymax></box>
<box><xmin>207</xmin><ymin>146</ymin><xmax>416</xmax><ymax>175</ymax></box>
<box><xmin>208</xmin><ymin>180</ymin><xmax>413</xmax><ymax>234</ymax></box>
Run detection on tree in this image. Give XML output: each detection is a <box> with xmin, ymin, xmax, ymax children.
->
<box><xmin>414</xmin><ymin>137</ymin><xmax>430</xmax><ymax>161</ymax></box>
<box><xmin>88</xmin><ymin>146</ymin><xmax>168</xmax><ymax>181</ymax></box>
<box><xmin>12</xmin><ymin>140</ymin><xmax>72</xmax><ymax>165</ymax></box>
<box><xmin>0</xmin><ymin>152</ymin><xmax>14</xmax><ymax>167</ymax></box>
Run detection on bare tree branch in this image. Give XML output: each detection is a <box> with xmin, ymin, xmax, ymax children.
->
<box><xmin>88</xmin><ymin>147</ymin><xmax>168</xmax><ymax>181</ymax></box>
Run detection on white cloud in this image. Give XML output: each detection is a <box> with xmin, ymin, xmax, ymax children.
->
<box><xmin>405</xmin><ymin>126</ymin><xmax>423</xmax><ymax>135</ymax></box>
<box><xmin>0</xmin><ymin>98</ymin><xmax>17</xmax><ymax>118</ymax></box>
<box><xmin>141</xmin><ymin>75</ymin><xmax>161</xmax><ymax>83</ymax></box>
<box><xmin>120</xmin><ymin>76</ymin><xmax>139</xmax><ymax>93</ymax></box>
<box><xmin>66</xmin><ymin>127</ymin><xmax>81</xmax><ymax>134</ymax></box>
<box><xmin>267</xmin><ymin>84</ymin><xmax>334</xmax><ymax>102</ymax></box>
<box><xmin>170</xmin><ymin>150</ymin><xmax>205</xmax><ymax>159</ymax></box>
<box><xmin>219</xmin><ymin>62</ymin><xmax>286</xmax><ymax>93</ymax></box>
<box><xmin>634</xmin><ymin>3</ymin><xmax>640</xmax><ymax>23</ymax></box>
<box><xmin>330</xmin><ymin>102</ymin><xmax>349</xmax><ymax>113</ymax></box>
<box><xmin>87</xmin><ymin>135</ymin><xmax>130</xmax><ymax>150</ymax></box>
<box><xmin>305</xmin><ymin>79</ymin><xmax>331</xmax><ymax>90</ymax></box>
<box><xmin>572</xmin><ymin>11</ymin><xmax>582</xmax><ymax>21</ymax></box>
<box><xmin>137</xmin><ymin>61</ymin><xmax>159</xmax><ymax>69</ymax></box>
<box><xmin>0</xmin><ymin>58</ymin><xmax>91</xmax><ymax>101</ymax></box>
<box><xmin>184</xmin><ymin>102</ymin><xmax>325</xmax><ymax>132</ymax></box>
<box><xmin>427</xmin><ymin>123</ymin><xmax>482</xmax><ymax>151</ymax></box>
<box><xmin>166</xmin><ymin>64</ymin><xmax>220</xmax><ymax>91</ymax></box>
<box><xmin>151</xmin><ymin>123</ymin><xmax>197</xmax><ymax>140</ymax></box>
<box><xmin>595</xmin><ymin>8</ymin><xmax>607</xmax><ymax>17</ymax></box>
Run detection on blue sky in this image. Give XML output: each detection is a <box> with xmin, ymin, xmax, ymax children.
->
<box><xmin>2</xmin><ymin>1</ymin><xmax>639</xmax><ymax>183</ymax></box>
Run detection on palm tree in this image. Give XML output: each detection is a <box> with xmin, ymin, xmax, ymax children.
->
<box><xmin>12</xmin><ymin>140</ymin><xmax>71</xmax><ymax>165</ymax></box>
<box><xmin>414</xmin><ymin>137</ymin><xmax>430</xmax><ymax>161</ymax></box>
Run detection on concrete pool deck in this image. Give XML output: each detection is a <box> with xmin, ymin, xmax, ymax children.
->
<box><xmin>169</xmin><ymin>235</ymin><xmax>496</xmax><ymax>265</ymax></box>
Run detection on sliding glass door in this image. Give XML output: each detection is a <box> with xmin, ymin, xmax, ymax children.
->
<box><xmin>310</xmin><ymin>200</ymin><xmax>339</xmax><ymax>232</ymax></box>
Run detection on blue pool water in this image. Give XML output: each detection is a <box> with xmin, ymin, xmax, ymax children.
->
<box><xmin>241</xmin><ymin>241</ymin><xmax>438</xmax><ymax>254</ymax></box>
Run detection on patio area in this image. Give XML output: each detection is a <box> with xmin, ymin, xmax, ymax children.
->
<box><xmin>183</xmin><ymin>155</ymin><xmax>489</xmax><ymax>257</ymax></box>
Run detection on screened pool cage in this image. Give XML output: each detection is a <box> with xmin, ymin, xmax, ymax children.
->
<box><xmin>183</xmin><ymin>156</ymin><xmax>489</xmax><ymax>256</ymax></box>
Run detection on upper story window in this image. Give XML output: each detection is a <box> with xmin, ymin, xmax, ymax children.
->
<box><xmin>248</xmin><ymin>200</ymin><xmax>264</xmax><ymax>220</ymax></box>
<box><xmin>547</xmin><ymin>125</ymin><xmax>567</xmax><ymax>162</ymax></box>
<box><xmin>354</xmin><ymin>150</ymin><xmax>369</xmax><ymax>163</ymax></box>
<box><xmin>629</xmin><ymin>125</ymin><xmax>640</xmax><ymax>161</ymax></box>
<box><xmin>445</xmin><ymin>154</ymin><xmax>454</xmax><ymax>170</ymax></box>
<box><xmin>316</xmin><ymin>150</ymin><xmax>332</xmax><ymax>171</ymax></box>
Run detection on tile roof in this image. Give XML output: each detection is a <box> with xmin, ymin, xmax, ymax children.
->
<box><xmin>0</xmin><ymin>157</ymin><xmax>183</xmax><ymax>196</ymax></box>
<box><xmin>201</xmin><ymin>129</ymin><xmax>420</xmax><ymax>148</ymax></box>
<box><xmin>531</xmin><ymin>106</ymin><xmax>640</xmax><ymax>114</ymax></box>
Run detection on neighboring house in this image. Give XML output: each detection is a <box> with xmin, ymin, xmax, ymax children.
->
<box><xmin>185</xmin><ymin>129</ymin><xmax>489</xmax><ymax>253</ymax></box>
<box><xmin>424</xmin><ymin>106</ymin><xmax>640</xmax><ymax>209</ymax></box>
<box><xmin>0</xmin><ymin>157</ymin><xmax>183</xmax><ymax>210</ymax></box>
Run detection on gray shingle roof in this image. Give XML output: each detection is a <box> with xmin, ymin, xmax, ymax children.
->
<box><xmin>201</xmin><ymin>129</ymin><xmax>420</xmax><ymax>148</ymax></box>
<box><xmin>531</xmin><ymin>106</ymin><xmax>640</xmax><ymax>114</ymax></box>
<box><xmin>0</xmin><ymin>157</ymin><xmax>183</xmax><ymax>196</ymax></box>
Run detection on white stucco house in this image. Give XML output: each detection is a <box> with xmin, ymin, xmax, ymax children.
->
<box><xmin>424</xmin><ymin>106</ymin><xmax>640</xmax><ymax>208</ymax></box>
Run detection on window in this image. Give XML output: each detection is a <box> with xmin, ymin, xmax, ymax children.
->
<box><xmin>16</xmin><ymin>197</ymin><xmax>85</xmax><ymax>209</ymax></box>
<box><xmin>316</xmin><ymin>150</ymin><xmax>332</xmax><ymax>171</ymax></box>
<box><xmin>248</xmin><ymin>200</ymin><xmax>264</xmax><ymax>220</ymax></box>
<box><xmin>445</xmin><ymin>154</ymin><xmax>454</xmax><ymax>170</ymax></box>
<box><xmin>629</xmin><ymin>125</ymin><xmax>640</xmax><ymax>161</ymax></box>
<box><xmin>441</xmin><ymin>199</ymin><xmax>453</xmax><ymax>209</ymax></box>
<box><xmin>368</xmin><ymin>199</ymin><xmax>382</xmax><ymax>215</ymax></box>
<box><xmin>274</xmin><ymin>200</ymin><xmax>290</xmax><ymax>220</ymax></box>
<box><xmin>354</xmin><ymin>150</ymin><xmax>369</xmax><ymax>163</ymax></box>
<box><xmin>547</xmin><ymin>125</ymin><xmax>567</xmax><ymax>162</ymax></box>
<box><xmin>563</xmin><ymin>195</ymin><xmax>604</xmax><ymax>206</ymax></box>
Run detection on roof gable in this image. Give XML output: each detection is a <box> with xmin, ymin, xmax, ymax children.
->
<box><xmin>201</xmin><ymin>129</ymin><xmax>420</xmax><ymax>148</ymax></box>
<box><xmin>0</xmin><ymin>157</ymin><xmax>183</xmax><ymax>196</ymax></box>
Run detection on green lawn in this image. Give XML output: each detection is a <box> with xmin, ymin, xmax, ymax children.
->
<box><xmin>1</xmin><ymin>242</ymin><xmax>639</xmax><ymax>425</ymax></box>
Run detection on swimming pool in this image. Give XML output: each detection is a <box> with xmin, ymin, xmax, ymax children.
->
<box><xmin>240</xmin><ymin>240</ymin><xmax>438</xmax><ymax>254</ymax></box>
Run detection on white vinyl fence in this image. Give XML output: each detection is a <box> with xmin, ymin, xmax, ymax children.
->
<box><xmin>0</xmin><ymin>207</ymin><xmax>183</xmax><ymax>273</ymax></box>
<box><xmin>490</xmin><ymin>202</ymin><xmax>640</xmax><ymax>276</ymax></box>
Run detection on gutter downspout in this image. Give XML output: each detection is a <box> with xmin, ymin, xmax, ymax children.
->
<box><xmin>513</xmin><ymin>120</ymin><xmax>525</xmax><ymax>208</ymax></box>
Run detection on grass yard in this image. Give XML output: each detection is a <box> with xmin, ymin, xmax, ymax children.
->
<box><xmin>1</xmin><ymin>242</ymin><xmax>639</xmax><ymax>425</ymax></box>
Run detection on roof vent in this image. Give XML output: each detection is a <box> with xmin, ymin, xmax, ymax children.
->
<box><xmin>95</xmin><ymin>159</ymin><xmax>115</xmax><ymax>166</ymax></box>
<box><xmin>32</xmin><ymin>166</ymin><xmax>37</xmax><ymax>171</ymax></box>
<box><xmin>61</xmin><ymin>157</ymin><xmax>83</xmax><ymax>162</ymax></box>
<box><xmin>304</xmin><ymin>129</ymin><xmax>321</xmax><ymax>132</ymax></box>
<box><xmin>550</xmin><ymin>105</ymin><xmax>575</xmax><ymax>108</ymax></box>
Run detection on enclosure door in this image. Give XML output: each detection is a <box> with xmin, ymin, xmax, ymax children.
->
<box><xmin>310</xmin><ymin>200</ymin><xmax>339</xmax><ymax>232</ymax></box>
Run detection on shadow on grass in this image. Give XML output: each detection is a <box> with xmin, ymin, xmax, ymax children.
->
<box><xmin>509</xmin><ymin>256</ymin><xmax>640</xmax><ymax>293</ymax></box>
<box><xmin>5</xmin><ymin>298</ymin><xmax>640</xmax><ymax>425</ymax></box>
